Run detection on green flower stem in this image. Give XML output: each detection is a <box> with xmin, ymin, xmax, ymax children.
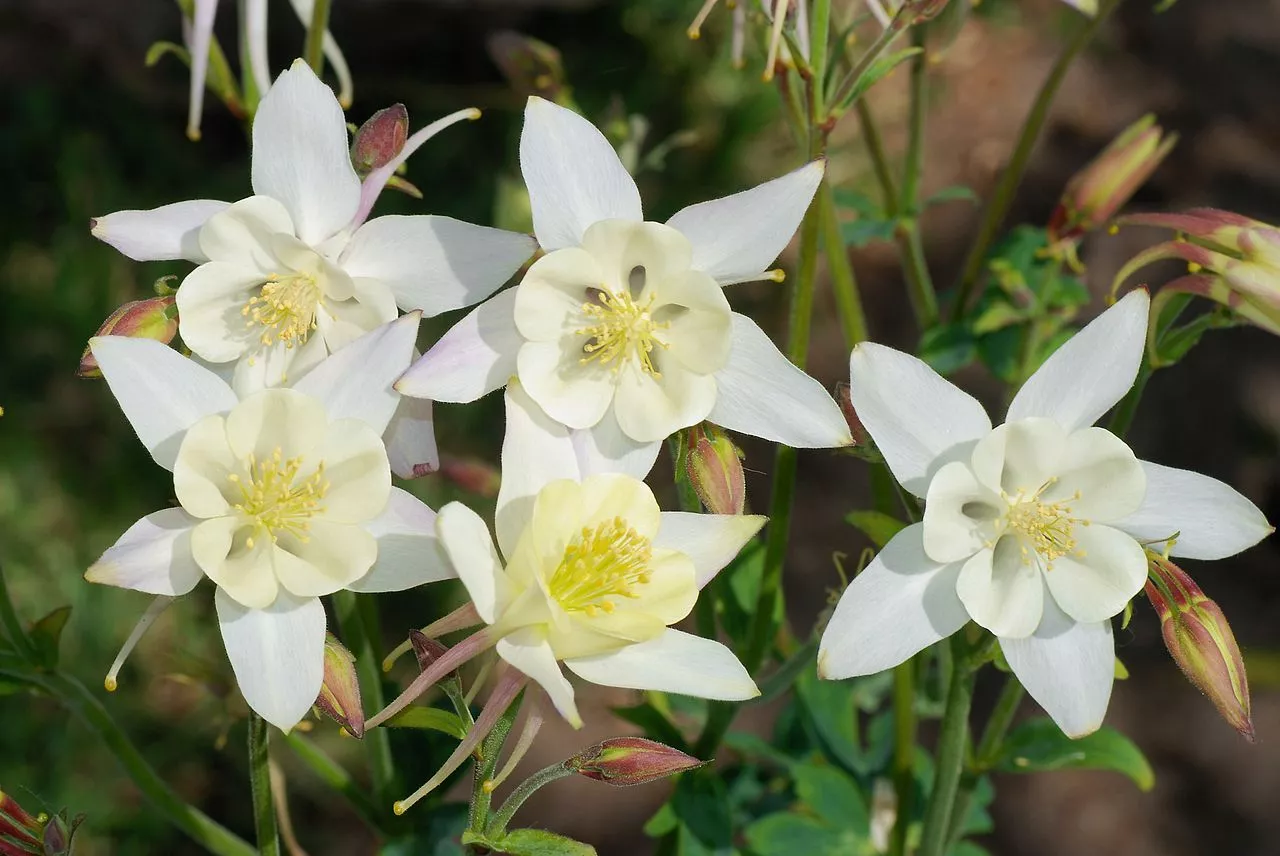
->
<box><xmin>856</xmin><ymin>100</ymin><xmax>900</xmax><ymax>216</ymax></box>
<box><xmin>809</xmin><ymin>0</ymin><xmax>832</xmax><ymax>118</ymax></box>
<box><xmin>235</xmin><ymin>0</ymin><xmax>261</xmax><ymax>114</ymax></box>
<box><xmin>485</xmin><ymin>762</ymin><xmax>575</xmax><ymax>838</ymax></box>
<box><xmin>945</xmin><ymin>677</ymin><xmax>1025</xmax><ymax>850</ymax></box>
<box><xmin>888</xmin><ymin>657</ymin><xmax>916</xmax><ymax>856</ymax></box>
<box><xmin>819</xmin><ymin>180</ymin><xmax>870</xmax><ymax>345</ymax></box>
<box><xmin>468</xmin><ymin>690</ymin><xmax>523</xmax><ymax>835</ymax></box>
<box><xmin>828</xmin><ymin>17</ymin><xmax>906</xmax><ymax>116</ymax></box>
<box><xmin>278</xmin><ymin>731</ymin><xmax>394</xmax><ymax>837</ymax></box>
<box><xmin>951</xmin><ymin>0</ymin><xmax>1125</xmax><ymax>320</ymax></box>
<box><xmin>248</xmin><ymin>712</ymin><xmax>280</xmax><ymax>856</ymax></box>
<box><xmin>331</xmin><ymin>590</ymin><xmax>396</xmax><ymax>801</ymax></box>
<box><xmin>303</xmin><ymin>0</ymin><xmax>331</xmax><ymax>74</ymax></box>
<box><xmin>24</xmin><ymin>669</ymin><xmax>256</xmax><ymax>856</ymax></box>
<box><xmin>899</xmin><ymin>25</ymin><xmax>939</xmax><ymax>328</ymax></box>
<box><xmin>917</xmin><ymin>636</ymin><xmax>976</xmax><ymax>856</ymax></box>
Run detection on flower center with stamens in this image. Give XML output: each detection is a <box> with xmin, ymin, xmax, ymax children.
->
<box><xmin>1000</xmin><ymin>480</ymin><xmax>1086</xmax><ymax>570</ymax></box>
<box><xmin>577</xmin><ymin>289</ymin><xmax>668</xmax><ymax>376</ymax></box>
<box><xmin>548</xmin><ymin>516</ymin><xmax>654</xmax><ymax>617</ymax></box>
<box><xmin>242</xmin><ymin>272</ymin><xmax>321</xmax><ymax>348</ymax></box>
<box><xmin>229</xmin><ymin>447</ymin><xmax>329</xmax><ymax>547</ymax></box>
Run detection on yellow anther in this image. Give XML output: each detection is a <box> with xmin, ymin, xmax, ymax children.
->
<box><xmin>1000</xmin><ymin>480</ymin><xmax>1086</xmax><ymax>571</ymax></box>
<box><xmin>548</xmin><ymin>516</ymin><xmax>654</xmax><ymax>616</ymax></box>
<box><xmin>577</xmin><ymin>289</ymin><xmax>669</xmax><ymax>376</ymax></box>
<box><xmin>232</xmin><ymin>449</ymin><xmax>329</xmax><ymax>543</ymax></box>
<box><xmin>241</xmin><ymin>271</ymin><xmax>321</xmax><ymax>348</ymax></box>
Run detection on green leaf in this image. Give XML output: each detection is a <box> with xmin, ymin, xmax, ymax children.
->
<box><xmin>950</xmin><ymin>842</ymin><xmax>994</xmax><ymax>856</ymax></box>
<box><xmin>480</xmin><ymin>829</ymin><xmax>597</xmax><ymax>856</ymax></box>
<box><xmin>840</xmin><ymin>218</ymin><xmax>897</xmax><ymax>248</ymax></box>
<box><xmin>792</xmin><ymin>763</ymin><xmax>869</xmax><ymax>833</ymax></box>
<box><xmin>845</xmin><ymin>510</ymin><xmax>907</xmax><ymax>549</ymax></box>
<box><xmin>833</xmin><ymin>189</ymin><xmax>883</xmax><ymax>219</ymax></box>
<box><xmin>970</xmin><ymin>301</ymin><xmax>1026</xmax><ymax>336</ymax></box>
<box><xmin>796</xmin><ymin>667</ymin><xmax>860</xmax><ymax>772</ymax></box>
<box><xmin>925</xmin><ymin>185</ymin><xmax>980</xmax><ymax>207</ymax></box>
<box><xmin>975</xmin><ymin>325</ymin><xmax>1022</xmax><ymax>384</ymax></box>
<box><xmin>743</xmin><ymin>814</ymin><xmax>853</xmax><ymax>856</ymax></box>
<box><xmin>995</xmin><ymin>719</ymin><xmax>1155</xmax><ymax>791</ymax></box>
<box><xmin>29</xmin><ymin>606</ymin><xmax>71</xmax><ymax>668</ymax></box>
<box><xmin>643</xmin><ymin>801</ymin><xmax>678</xmax><ymax>838</ymax></box>
<box><xmin>835</xmin><ymin>47</ymin><xmax>924</xmax><ymax>111</ymax></box>
<box><xmin>722</xmin><ymin>732</ymin><xmax>797</xmax><ymax>770</ymax></box>
<box><xmin>918</xmin><ymin>323</ymin><xmax>978</xmax><ymax>376</ymax></box>
<box><xmin>671</xmin><ymin>773</ymin><xmax>732</xmax><ymax>855</ymax></box>
<box><xmin>383</xmin><ymin>705</ymin><xmax>467</xmax><ymax>739</ymax></box>
<box><xmin>612</xmin><ymin>702</ymin><xmax>687</xmax><ymax>752</ymax></box>
<box><xmin>379</xmin><ymin>803</ymin><xmax>467</xmax><ymax>855</ymax></box>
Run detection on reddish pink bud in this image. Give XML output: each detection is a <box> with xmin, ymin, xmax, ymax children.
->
<box><xmin>78</xmin><ymin>296</ymin><xmax>178</xmax><ymax>378</ymax></box>
<box><xmin>351</xmin><ymin>105</ymin><xmax>409</xmax><ymax>176</ymax></box>
<box><xmin>566</xmin><ymin>737</ymin><xmax>706</xmax><ymax>787</ymax></box>
<box><xmin>437</xmin><ymin>455</ymin><xmax>501</xmax><ymax>498</ymax></box>
<box><xmin>0</xmin><ymin>792</ymin><xmax>78</xmax><ymax>856</ymax></box>
<box><xmin>685</xmin><ymin>424</ymin><xmax>745</xmax><ymax>515</ymax></box>
<box><xmin>1145</xmin><ymin>556</ymin><xmax>1253</xmax><ymax>741</ymax></box>
<box><xmin>314</xmin><ymin>633</ymin><xmax>365</xmax><ymax>738</ymax></box>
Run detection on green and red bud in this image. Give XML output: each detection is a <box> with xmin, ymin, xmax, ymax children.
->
<box><xmin>1048</xmin><ymin>114</ymin><xmax>1176</xmax><ymax>248</ymax></box>
<box><xmin>351</xmin><ymin>105</ymin><xmax>409</xmax><ymax>176</ymax></box>
<box><xmin>566</xmin><ymin>737</ymin><xmax>706</xmax><ymax>787</ymax></box>
<box><xmin>437</xmin><ymin>455</ymin><xmax>501</xmax><ymax>498</ymax></box>
<box><xmin>78</xmin><ymin>296</ymin><xmax>178</xmax><ymax>378</ymax></box>
<box><xmin>685</xmin><ymin>424</ymin><xmax>745</xmax><ymax>515</ymax></box>
<box><xmin>1145</xmin><ymin>556</ymin><xmax>1253</xmax><ymax>741</ymax></box>
<box><xmin>0</xmin><ymin>792</ymin><xmax>80</xmax><ymax>856</ymax></box>
<box><xmin>314</xmin><ymin>633</ymin><xmax>365</xmax><ymax>738</ymax></box>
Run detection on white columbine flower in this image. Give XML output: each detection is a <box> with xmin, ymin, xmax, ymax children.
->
<box><xmin>818</xmin><ymin>290</ymin><xmax>1273</xmax><ymax>736</ymax></box>
<box><xmin>85</xmin><ymin>315</ymin><xmax>454</xmax><ymax>730</ymax></box>
<box><xmin>91</xmin><ymin>59</ymin><xmax>535</xmax><ymax>406</ymax></box>
<box><xmin>396</xmin><ymin>96</ymin><xmax>851</xmax><ymax>478</ymax></box>
<box><xmin>366</xmin><ymin>382</ymin><xmax>764</xmax><ymax>812</ymax></box>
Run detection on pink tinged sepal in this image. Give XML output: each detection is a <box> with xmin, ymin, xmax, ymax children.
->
<box><xmin>314</xmin><ymin>632</ymin><xmax>365</xmax><ymax>738</ymax></box>
<box><xmin>79</xmin><ymin>296</ymin><xmax>178</xmax><ymax>378</ymax></box>
<box><xmin>351</xmin><ymin>104</ymin><xmax>409</xmax><ymax>176</ymax></box>
<box><xmin>566</xmin><ymin>737</ymin><xmax>707</xmax><ymax>786</ymax></box>
<box><xmin>684</xmin><ymin>423</ymin><xmax>746</xmax><ymax>515</ymax></box>
<box><xmin>1145</xmin><ymin>556</ymin><xmax>1254</xmax><ymax>741</ymax></box>
<box><xmin>0</xmin><ymin>792</ymin><xmax>82</xmax><ymax>856</ymax></box>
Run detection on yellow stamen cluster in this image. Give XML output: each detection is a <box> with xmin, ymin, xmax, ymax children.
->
<box><xmin>548</xmin><ymin>516</ymin><xmax>654</xmax><ymax>617</ymax></box>
<box><xmin>1000</xmin><ymin>479</ymin><xmax>1089</xmax><ymax>570</ymax></box>
<box><xmin>242</xmin><ymin>272</ymin><xmax>321</xmax><ymax>348</ymax></box>
<box><xmin>230</xmin><ymin>447</ymin><xmax>329</xmax><ymax>546</ymax></box>
<box><xmin>577</xmin><ymin>289</ymin><xmax>669</xmax><ymax>376</ymax></box>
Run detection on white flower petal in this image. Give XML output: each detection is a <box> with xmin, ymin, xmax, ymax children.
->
<box><xmin>273</xmin><ymin>521</ymin><xmax>376</xmax><ymax>598</ymax></box>
<box><xmin>817</xmin><ymin>524</ymin><xmax>969</xmax><ymax>678</ymax></box>
<box><xmin>349</xmin><ymin>488</ymin><xmax>454</xmax><ymax>592</ymax></box>
<box><xmin>565</xmin><ymin>629</ymin><xmax>758</xmax><ymax>701</ymax></box>
<box><xmin>315</xmin><ymin>418</ymin><xmax>391</xmax><ymax>524</ymax></box>
<box><xmin>613</xmin><ymin>358</ymin><xmax>717</xmax><ymax>443</ymax></box>
<box><xmin>848</xmin><ymin>342</ymin><xmax>992</xmax><ymax>496</ymax></box>
<box><xmin>91</xmin><ymin>200</ymin><xmax>229</xmax><ymax>262</ymax></box>
<box><xmin>86</xmin><ymin>508</ymin><xmax>204</xmax><ymax>595</ymax></box>
<box><xmin>666</xmin><ymin>161</ymin><xmax>824</xmax><ymax>284</ymax></box>
<box><xmin>232</xmin><ymin>335</ymin><xmax>327</xmax><ymax>396</ymax></box>
<box><xmin>215</xmin><ymin>586</ymin><xmax>326</xmax><ymax>731</ymax></box>
<box><xmin>496</xmin><ymin>627</ymin><xmax>581</xmax><ymax>727</ymax></box>
<box><xmin>251</xmin><ymin>60</ymin><xmax>361</xmax><ymax>245</ymax></box>
<box><xmin>198</xmin><ymin>194</ymin><xmax>294</xmax><ymax>268</ymax></box>
<box><xmin>291</xmin><ymin>313</ymin><xmax>420</xmax><ymax>435</ymax></box>
<box><xmin>1114</xmin><ymin>461</ymin><xmax>1274</xmax><ymax>560</ymax></box>
<box><xmin>999</xmin><ymin>594</ymin><xmax>1114</xmax><ymax>738</ymax></box>
<box><xmin>383</xmin><ymin>395</ymin><xmax>440</xmax><ymax>479</ymax></box>
<box><xmin>497</xmin><ymin>382</ymin><xmax>582</xmax><ymax>558</ymax></box>
<box><xmin>1006</xmin><ymin>289</ymin><xmax>1149</xmax><ymax>431</ymax></box>
<box><xmin>193</xmin><ymin>517</ymin><xmax>279</xmax><ymax>609</ymax></box>
<box><xmin>91</xmin><ymin>337</ymin><xmax>238</xmax><ymax>470</ymax></box>
<box><xmin>1041</xmin><ymin>524</ymin><xmax>1147</xmax><ymax>623</ymax></box>
<box><xmin>516</xmin><ymin>339</ymin><xmax>617</xmax><ymax>430</ymax></box>
<box><xmin>340</xmin><ymin>215</ymin><xmax>535</xmax><ymax>315</ymax></box>
<box><xmin>653</xmin><ymin>512</ymin><xmax>766</xmax><ymax>588</ymax></box>
<box><xmin>395</xmin><ymin>289</ymin><xmax>521</xmax><ymax>403</ymax></box>
<box><xmin>1045</xmin><ymin>426</ymin><xmax>1146</xmax><ymax>521</ymax></box>
<box><xmin>519</xmin><ymin>96</ymin><xmax>642</xmax><ymax>251</ymax></box>
<box><xmin>955</xmin><ymin>541</ymin><xmax>1043</xmax><ymax>639</ymax></box>
<box><xmin>922</xmin><ymin>461</ymin><xmax>1002</xmax><ymax>564</ymax></box>
<box><xmin>709</xmin><ymin>314</ymin><xmax>852</xmax><ymax>448</ymax></box>
<box><xmin>176</xmin><ymin>262</ymin><xmax>262</xmax><ymax>363</ymax></box>
<box><xmin>570</xmin><ymin>411</ymin><xmax>662</xmax><ymax>480</ymax></box>
<box><xmin>436</xmin><ymin>501</ymin><xmax>505</xmax><ymax>622</ymax></box>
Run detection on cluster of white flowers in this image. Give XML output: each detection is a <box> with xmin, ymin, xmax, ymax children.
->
<box><xmin>86</xmin><ymin>57</ymin><xmax>1271</xmax><ymax>802</ymax></box>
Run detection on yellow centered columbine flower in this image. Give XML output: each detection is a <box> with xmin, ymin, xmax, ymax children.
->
<box><xmin>819</xmin><ymin>291</ymin><xmax>1273</xmax><ymax>738</ymax></box>
<box><xmin>85</xmin><ymin>319</ymin><xmax>456</xmax><ymax>731</ymax></box>
<box><xmin>398</xmin><ymin>96</ymin><xmax>851</xmax><ymax>476</ymax></box>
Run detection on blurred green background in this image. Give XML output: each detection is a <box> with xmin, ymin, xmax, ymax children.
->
<box><xmin>2</xmin><ymin>0</ymin><xmax>1279</xmax><ymax>853</ymax></box>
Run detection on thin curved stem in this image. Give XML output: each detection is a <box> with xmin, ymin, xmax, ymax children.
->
<box><xmin>303</xmin><ymin>0</ymin><xmax>331</xmax><ymax>73</ymax></box>
<box><xmin>248</xmin><ymin>712</ymin><xmax>280</xmax><ymax>856</ymax></box>
<box><xmin>917</xmin><ymin>636</ymin><xmax>975</xmax><ymax>856</ymax></box>
<box><xmin>946</xmin><ymin>677</ymin><xmax>1025</xmax><ymax>850</ymax></box>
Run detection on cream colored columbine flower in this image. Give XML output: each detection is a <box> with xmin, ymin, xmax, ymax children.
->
<box><xmin>365</xmin><ymin>382</ymin><xmax>764</xmax><ymax>812</ymax></box>
<box><xmin>396</xmin><ymin>96</ymin><xmax>851</xmax><ymax>477</ymax></box>
<box><xmin>85</xmin><ymin>315</ymin><xmax>453</xmax><ymax>730</ymax></box>
<box><xmin>818</xmin><ymin>291</ymin><xmax>1272</xmax><ymax>737</ymax></box>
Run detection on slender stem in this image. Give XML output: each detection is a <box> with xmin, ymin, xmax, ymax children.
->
<box><xmin>917</xmin><ymin>637</ymin><xmax>975</xmax><ymax>856</ymax></box>
<box><xmin>332</xmin><ymin>590</ymin><xmax>396</xmax><ymax>801</ymax></box>
<box><xmin>946</xmin><ymin>678</ymin><xmax>1024</xmax><ymax>850</ymax></box>
<box><xmin>828</xmin><ymin>18</ymin><xmax>906</xmax><ymax>115</ymax></box>
<box><xmin>888</xmin><ymin>657</ymin><xmax>916</xmax><ymax>856</ymax></box>
<box><xmin>278</xmin><ymin>731</ymin><xmax>393</xmax><ymax>836</ymax></box>
<box><xmin>0</xmin><ymin>566</ymin><xmax>33</xmax><ymax>658</ymax></box>
<box><xmin>899</xmin><ymin>25</ymin><xmax>939</xmax><ymax>328</ymax></box>
<box><xmin>952</xmin><ymin>0</ymin><xmax>1125</xmax><ymax>320</ymax></box>
<box><xmin>809</xmin><ymin>0</ymin><xmax>832</xmax><ymax>118</ymax></box>
<box><xmin>486</xmin><ymin>762</ymin><xmax>575</xmax><ymax>838</ymax></box>
<box><xmin>819</xmin><ymin>180</ymin><xmax>870</xmax><ymax>344</ymax></box>
<box><xmin>23</xmin><ymin>669</ymin><xmax>256</xmax><ymax>856</ymax></box>
<box><xmin>303</xmin><ymin>0</ymin><xmax>331</xmax><ymax>73</ymax></box>
<box><xmin>248</xmin><ymin>713</ymin><xmax>280</xmax><ymax>856</ymax></box>
<box><xmin>856</xmin><ymin>100</ymin><xmax>899</xmax><ymax>216</ymax></box>
<box><xmin>468</xmin><ymin>690</ymin><xmax>522</xmax><ymax>834</ymax></box>
<box><xmin>1106</xmin><ymin>362</ymin><xmax>1151</xmax><ymax>439</ymax></box>
<box><xmin>898</xmin><ymin>222</ymin><xmax>938</xmax><ymax>328</ymax></box>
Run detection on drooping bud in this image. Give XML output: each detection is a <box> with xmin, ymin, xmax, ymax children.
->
<box><xmin>0</xmin><ymin>792</ymin><xmax>80</xmax><ymax>856</ymax></box>
<box><xmin>351</xmin><ymin>105</ymin><xmax>409</xmax><ymax>177</ymax></box>
<box><xmin>1048</xmin><ymin>115</ymin><xmax>1176</xmax><ymax>252</ymax></box>
<box><xmin>486</xmin><ymin>31</ymin><xmax>571</xmax><ymax>105</ymax></box>
<box><xmin>1145</xmin><ymin>556</ymin><xmax>1253</xmax><ymax>741</ymax></box>
<box><xmin>314</xmin><ymin>633</ymin><xmax>365</xmax><ymax>738</ymax></box>
<box><xmin>685</xmin><ymin>424</ymin><xmax>745</xmax><ymax>515</ymax></box>
<box><xmin>78</xmin><ymin>296</ymin><xmax>178</xmax><ymax>378</ymax></box>
<box><xmin>565</xmin><ymin>737</ymin><xmax>706</xmax><ymax>787</ymax></box>
<box><xmin>437</xmin><ymin>455</ymin><xmax>501</xmax><ymax>498</ymax></box>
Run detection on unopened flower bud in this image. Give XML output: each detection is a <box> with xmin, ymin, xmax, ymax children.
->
<box><xmin>1145</xmin><ymin>556</ymin><xmax>1253</xmax><ymax>741</ymax></box>
<box><xmin>685</xmin><ymin>424</ymin><xmax>745</xmax><ymax>515</ymax></box>
<box><xmin>351</xmin><ymin>105</ymin><xmax>409</xmax><ymax>176</ymax></box>
<box><xmin>0</xmin><ymin>792</ymin><xmax>80</xmax><ymax>856</ymax></box>
<box><xmin>438</xmin><ymin>455</ymin><xmax>501</xmax><ymax>498</ymax></box>
<box><xmin>1048</xmin><ymin>115</ymin><xmax>1176</xmax><ymax>248</ymax></box>
<box><xmin>903</xmin><ymin>0</ymin><xmax>952</xmax><ymax>23</ymax></box>
<box><xmin>78</xmin><ymin>296</ymin><xmax>178</xmax><ymax>378</ymax></box>
<box><xmin>486</xmin><ymin>31</ymin><xmax>570</xmax><ymax>104</ymax></box>
<box><xmin>314</xmin><ymin>633</ymin><xmax>365</xmax><ymax>738</ymax></box>
<box><xmin>566</xmin><ymin>737</ymin><xmax>706</xmax><ymax>787</ymax></box>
